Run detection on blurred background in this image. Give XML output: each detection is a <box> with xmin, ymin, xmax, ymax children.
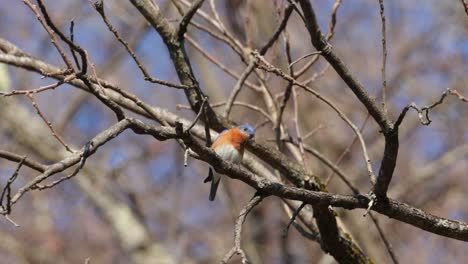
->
<box><xmin>0</xmin><ymin>0</ymin><xmax>467</xmax><ymax>263</ymax></box>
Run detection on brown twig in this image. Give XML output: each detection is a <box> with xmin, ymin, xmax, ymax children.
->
<box><xmin>0</xmin><ymin>150</ymin><xmax>47</xmax><ymax>172</ymax></box>
<box><xmin>221</xmin><ymin>194</ymin><xmax>264</xmax><ymax>264</ymax></box>
<box><xmin>224</xmin><ymin>61</ymin><xmax>256</xmax><ymax>118</ymax></box>
<box><xmin>283</xmin><ymin>202</ymin><xmax>306</xmax><ymax>237</ymax></box>
<box><xmin>294</xmin><ymin>0</ymin><xmax>341</xmax><ymax>77</ymax></box>
<box><xmin>279</xmin><ymin>138</ymin><xmax>360</xmax><ymax>194</ymax></box>
<box><xmin>185</xmin><ymin>96</ymin><xmax>208</xmax><ymax>133</ymax></box>
<box><xmin>325</xmin><ymin>114</ymin><xmax>370</xmax><ymax>185</ymax></box>
<box><xmin>448</xmin><ymin>89</ymin><xmax>468</xmax><ymax>102</ymax></box>
<box><xmin>326</xmin><ymin>0</ymin><xmax>342</xmax><ymax>40</ymax></box>
<box><xmin>288</xmin><ymin>51</ymin><xmax>322</xmax><ymax>69</ymax></box>
<box><xmin>93</xmin><ymin>1</ymin><xmax>190</xmax><ymax>89</ymax></box>
<box><xmin>0</xmin><ymin>74</ymin><xmax>75</xmax><ymax>96</ymax></box>
<box><xmin>253</xmin><ymin>51</ymin><xmax>376</xmax><ymax>184</ymax></box>
<box><xmin>89</xmin><ymin>61</ymin><xmax>107</xmax><ymax>95</ymax></box>
<box><xmin>177</xmin><ymin>0</ymin><xmax>206</xmax><ymax>40</ymax></box>
<box><xmin>378</xmin><ymin>0</ymin><xmax>388</xmax><ymax>115</ymax></box>
<box><xmin>0</xmin><ymin>157</ymin><xmax>26</xmax><ymax>215</ymax></box>
<box><xmin>36</xmin><ymin>0</ymin><xmax>88</xmax><ymax>75</ymax></box>
<box><xmin>369</xmin><ymin>212</ymin><xmax>399</xmax><ymax>264</ymax></box>
<box><xmin>69</xmin><ymin>20</ymin><xmax>81</xmax><ymax>70</ymax></box>
<box><xmin>26</xmin><ymin>93</ymin><xmax>74</xmax><ymax>153</ymax></box>
<box><xmin>185</xmin><ymin>35</ymin><xmax>260</xmax><ymax>91</ymax></box>
<box><xmin>302</xmin><ymin>124</ymin><xmax>326</xmax><ymax>141</ymax></box>
<box><xmin>178</xmin><ymin>100</ymin><xmax>274</xmax><ymax>125</ymax></box>
<box><xmin>22</xmin><ymin>0</ymin><xmax>74</xmax><ymax>70</ymax></box>
<box><xmin>395</xmin><ymin>89</ymin><xmax>450</xmax><ymax>127</ymax></box>
<box><xmin>259</xmin><ymin>3</ymin><xmax>294</xmax><ymax>55</ymax></box>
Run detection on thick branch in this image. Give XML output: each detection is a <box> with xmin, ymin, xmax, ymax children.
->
<box><xmin>185</xmin><ymin>134</ymin><xmax>468</xmax><ymax>242</ymax></box>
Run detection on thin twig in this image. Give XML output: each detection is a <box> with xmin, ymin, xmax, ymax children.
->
<box><xmin>185</xmin><ymin>35</ymin><xmax>260</xmax><ymax>91</ymax></box>
<box><xmin>288</xmin><ymin>51</ymin><xmax>322</xmax><ymax>69</ymax></box>
<box><xmin>285</xmin><ymin>29</ymin><xmax>307</xmax><ymax>167</ymax></box>
<box><xmin>178</xmin><ymin>101</ymin><xmax>273</xmax><ymax>124</ymax></box>
<box><xmin>221</xmin><ymin>194</ymin><xmax>264</xmax><ymax>264</ymax></box>
<box><xmin>93</xmin><ymin>1</ymin><xmax>189</xmax><ymax>89</ymax></box>
<box><xmin>294</xmin><ymin>0</ymin><xmax>341</xmax><ymax>77</ymax></box>
<box><xmin>89</xmin><ymin>61</ymin><xmax>107</xmax><ymax>95</ymax></box>
<box><xmin>69</xmin><ymin>19</ymin><xmax>81</xmax><ymax>70</ymax></box>
<box><xmin>0</xmin><ymin>74</ymin><xmax>75</xmax><ymax>96</ymax></box>
<box><xmin>36</xmin><ymin>0</ymin><xmax>88</xmax><ymax>74</ymax></box>
<box><xmin>224</xmin><ymin>61</ymin><xmax>256</xmax><ymax>118</ymax></box>
<box><xmin>267</xmin><ymin>136</ymin><xmax>359</xmax><ymax>194</ymax></box>
<box><xmin>293</xmin><ymin>139</ymin><xmax>359</xmax><ymax>194</ymax></box>
<box><xmin>283</xmin><ymin>202</ymin><xmax>306</xmax><ymax>237</ymax></box>
<box><xmin>4</xmin><ymin>215</ymin><xmax>20</xmax><ymax>227</ymax></box>
<box><xmin>33</xmin><ymin>141</ymin><xmax>93</xmax><ymax>190</ymax></box>
<box><xmin>325</xmin><ymin>114</ymin><xmax>370</xmax><ymax>185</ymax></box>
<box><xmin>259</xmin><ymin>4</ymin><xmax>294</xmax><ymax>55</ymax></box>
<box><xmin>22</xmin><ymin>0</ymin><xmax>74</xmax><ymax>70</ymax></box>
<box><xmin>26</xmin><ymin>93</ymin><xmax>74</xmax><ymax>153</ymax></box>
<box><xmin>302</xmin><ymin>124</ymin><xmax>326</xmax><ymax>141</ymax></box>
<box><xmin>274</xmin><ymin>31</ymin><xmax>294</xmax><ymax>150</ymax></box>
<box><xmin>206</xmin><ymin>0</ymin><xmax>244</xmax><ymax>56</ymax></box>
<box><xmin>185</xmin><ymin>96</ymin><xmax>207</xmax><ymax>133</ymax></box>
<box><xmin>0</xmin><ymin>150</ymin><xmax>47</xmax><ymax>172</ymax></box>
<box><xmin>395</xmin><ymin>89</ymin><xmax>450</xmax><ymax>127</ymax></box>
<box><xmin>302</xmin><ymin>64</ymin><xmax>330</xmax><ymax>86</ymax></box>
<box><xmin>448</xmin><ymin>89</ymin><xmax>468</xmax><ymax>102</ymax></box>
<box><xmin>378</xmin><ymin>0</ymin><xmax>388</xmax><ymax>115</ymax></box>
<box><xmin>0</xmin><ymin>157</ymin><xmax>26</xmax><ymax>215</ymax></box>
<box><xmin>177</xmin><ymin>0</ymin><xmax>206</xmax><ymax>39</ymax></box>
<box><xmin>292</xmin><ymin>86</ymin><xmax>307</xmax><ymax>167</ymax></box>
<box><xmin>186</xmin><ymin>14</ymin><xmax>244</xmax><ymax>58</ymax></box>
<box><xmin>326</xmin><ymin>0</ymin><xmax>342</xmax><ymax>40</ymax></box>
<box><xmin>253</xmin><ymin>51</ymin><xmax>376</xmax><ymax>184</ymax></box>
<box><xmin>369</xmin><ymin>212</ymin><xmax>400</xmax><ymax>264</ymax></box>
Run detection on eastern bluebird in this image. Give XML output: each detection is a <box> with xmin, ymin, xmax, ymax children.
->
<box><xmin>204</xmin><ymin>124</ymin><xmax>256</xmax><ymax>201</ymax></box>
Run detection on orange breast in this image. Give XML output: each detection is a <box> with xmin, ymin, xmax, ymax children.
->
<box><xmin>211</xmin><ymin>128</ymin><xmax>249</xmax><ymax>153</ymax></box>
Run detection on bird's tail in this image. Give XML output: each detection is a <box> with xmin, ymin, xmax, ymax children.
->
<box><xmin>204</xmin><ymin>167</ymin><xmax>221</xmax><ymax>201</ymax></box>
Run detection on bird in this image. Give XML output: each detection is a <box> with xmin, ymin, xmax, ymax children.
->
<box><xmin>204</xmin><ymin>124</ymin><xmax>256</xmax><ymax>201</ymax></box>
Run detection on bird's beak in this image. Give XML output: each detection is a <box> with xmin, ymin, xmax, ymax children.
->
<box><xmin>249</xmin><ymin>134</ymin><xmax>255</xmax><ymax>139</ymax></box>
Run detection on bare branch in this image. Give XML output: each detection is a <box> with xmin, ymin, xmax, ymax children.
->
<box><xmin>395</xmin><ymin>89</ymin><xmax>450</xmax><ymax>128</ymax></box>
<box><xmin>369</xmin><ymin>213</ymin><xmax>399</xmax><ymax>264</ymax></box>
<box><xmin>93</xmin><ymin>1</ymin><xmax>190</xmax><ymax>89</ymax></box>
<box><xmin>297</xmin><ymin>0</ymin><xmax>390</xmax><ymax>132</ymax></box>
<box><xmin>0</xmin><ymin>74</ymin><xmax>75</xmax><ymax>96</ymax></box>
<box><xmin>283</xmin><ymin>202</ymin><xmax>306</xmax><ymax>237</ymax></box>
<box><xmin>259</xmin><ymin>4</ymin><xmax>294</xmax><ymax>55</ymax></box>
<box><xmin>253</xmin><ymin>51</ymin><xmax>376</xmax><ymax>184</ymax></box>
<box><xmin>22</xmin><ymin>0</ymin><xmax>74</xmax><ymax>70</ymax></box>
<box><xmin>177</xmin><ymin>0</ymin><xmax>206</xmax><ymax>40</ymax></box>
<box><xmin>0</xmin><ymin>157</ymin><xmax>25</xmax><ymax>214</ymax></box>
<box><xmin>221</xmin><ymin>194</ymin><xmax>264</xmax><ymax>264</ymax></box>
<box><xmin>378</xmin><ymin>0</ymin><xmax>388</xmax><ymax>115</ymax></box>
<box><xmin>0</xmin><ymin>150</ymin><xmax>47</xmax><ymax>172</ymax></box>
<box><xmin>26</xmin><ymin>93</ymin><xmax>74</xmax><ymax>153</ymax></box>
<box><xmin>224</xmin><ymin>61</ymin><xmax>256</xmax><ymax>118</ymax></box>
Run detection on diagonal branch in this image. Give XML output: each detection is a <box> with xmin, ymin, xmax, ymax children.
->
<box><xmin>177</xmin><ymin>0</ymin><xmax>206</xmax><ymax>40</ymax></box>
<box><xmin>221</xmin><ymin>194</ymin><xmax>264</xmax><ymax>264</ymax></box>
<box><xmin>296</xmin><ymin>0</ymin><xmax>390</xmax><ymax>132</ymax></box>
<box><xmin>92</xmin><ymin>0</ymin><xmax>190</xmax><ymax>89</ymax></box>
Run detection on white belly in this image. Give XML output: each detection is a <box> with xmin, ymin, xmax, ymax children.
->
<box><xmin>214</xmin><ymin>144</ymin><xmax>242</xmax><ymax>164</ymax></box>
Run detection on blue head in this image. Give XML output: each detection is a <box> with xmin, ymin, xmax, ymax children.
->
<box><xmin>237</xmin><ymin>124</ymin><xmax>256</xmax><ymax>139</ymax></box>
